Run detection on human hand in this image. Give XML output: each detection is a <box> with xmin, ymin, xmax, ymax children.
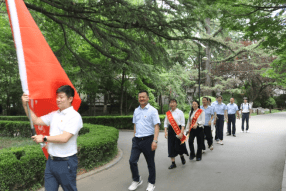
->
<box><xmin>208</xmin><ymin>121</ymin><xmax>211</xmax><ymax>126</ymax></box>
<box><xmin>151</xmin><ymin>141</ymin><xmax>157</xmax><ymax>151</ymax></box>
<box><xmin>178</xmin><ymin>133</ymin><xmax>183</xmax><ymax>139</ymax></box>
<box><xmin>165</xmin><ymin>132</ymin><xmax>168</xmax><ymax>139</ymax></box>
<box><xmin>213</xmin><ymin>120</ymin><xmax>216</xmax><ymax>125</ymax></box>
<box><xmin>193</xmin><ymin>123</ymin><xmax>197</xmax><ymax>129</ymax></box>
<box><xmin>31</xmin><ymin>134</ymin><xmax>43</xmax><ymax>143</ymax></box>
<box><xmin>22</xmin><ymin>93</ymin><xmax>29</xmax><ymax>107</ymax></box>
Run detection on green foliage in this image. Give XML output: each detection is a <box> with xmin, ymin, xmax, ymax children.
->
<box><xmin>0</xmin><ymin>123</ymin><xmax>118</xmax><ymax>190</ymax></box>
<box><xmin>0</xmin><ymin>121</ymin><xmax>31</xmax><ymax>137</ymax></box>
<box><xmin>265</xmin><ymin>97</ymin><xmax>277</xmax><ymax>108</ymax></box>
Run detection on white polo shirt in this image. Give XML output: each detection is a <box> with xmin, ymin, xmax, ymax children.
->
<box><xmin>41</xmin><ymin>106</ymin><xmax>83</xmax><ymax>157</ymax></box>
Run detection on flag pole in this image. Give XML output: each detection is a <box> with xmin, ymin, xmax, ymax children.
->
<box><xmin>27</xmin><ymin>102</ymin><xmax>36</xmax><ymax>136</ymax></box>
<box><xmin>27</xmin><ymin>102</ymin><xmax>48</xmax><ymax>159</ymax></box>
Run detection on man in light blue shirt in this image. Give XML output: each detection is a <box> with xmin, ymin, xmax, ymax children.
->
<box><xmin>129</xmin><ymin>90</ymin><xmax>160</xmax><ymax>191</ymax></box>
<box><xmin>213</xmin><ymin>95</ymin><xmax>227</xmax><ymax>145</ymax></box>
<box><xmin>200</xmin><ymin>97</ymin><xmax>214</xmax><ymax>151</ymax></box>
<box><xmin>226</xmin><ymin>98</ymin><xmax>240</xmax><ymax>137</ymax></box>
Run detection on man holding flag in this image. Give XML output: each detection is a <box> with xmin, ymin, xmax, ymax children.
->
<box><xmin>22</xmin><ymin>85</ymin><xmax>83</xmax><ymax>191</ymax></box>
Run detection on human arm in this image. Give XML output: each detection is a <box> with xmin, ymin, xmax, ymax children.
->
<box><xmin>236</xmin><ymin>110</ymin><xmax>240</xmax><ymax>119</ymax></box>
<box><xmin>22</xmin><ymin>93</ymin><xmax>46</xmax><ymax>126</ymax></box>
<box><xmin>209</xmin><ymin>114</ymin><xmax>213</xmax><ymax>126</ymax></box>
<box><xmin>32</xmin><ymin>131</ymin><xmax>73</xmax><ymax>143</ymax></box>
<box><xmin>33</xmin><ymin>113</ymin><xmax>82</xmax><ymax>144</ymax></box>
<box><xmin>164</xmin><ymin>115</ymin><xmax>168</xmax><ymax>138</ymax></box>
<box><xmin>152</xmin><ymin>124</ymin><xmax>160</xmax><ymax>151</ymax></box>
<box><xmin>213</xmin><ymin>111</ymin><xmax>217</xmax><ymax>125</ymax></box>
<box><xmin>194</xmin><ymin>111</ymin><xmax>205</xmax><ymax>129</ymax></box>
<box><xmin>133</xmin><ymin>124</ymin><xmax>136</xmax><ymax>137</ymax></box>
<box><xmin>224</xmin><ymin>106</ymin><xmax>228</xmax><ymax>123</ymax></box>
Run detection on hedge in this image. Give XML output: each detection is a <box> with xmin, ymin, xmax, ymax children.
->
<box><xmin>0</xmin><ymin>123</ymin><xmax>119</xmax><ymax>191</ymax></box>
<box><xmin>0</xmin><ymin>115</ymin><xmax>195</xmax><ymax>130</ymax></box>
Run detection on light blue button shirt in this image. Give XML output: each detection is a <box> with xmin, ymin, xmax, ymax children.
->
<box><xmin>200</xmin><ymin>105</ymin><xmax>214</xmax><ymax>126</ymax></box>
<box><xmin>227</xmin><ymin>103</ymin><xmax>239</xmax><ymax>114</ymax></box>
<box><xmin>132</xmin><ymin>103</ymin><xmax>161</xmax><ymax>137</ymax></box>
<box><xmin>213</xmin><ymin>102</ymin><xmax>227</xmax><ymax>115</ymax></box>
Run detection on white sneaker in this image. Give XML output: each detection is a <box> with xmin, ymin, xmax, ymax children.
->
<box><xmin>241</xmin><ymin>130</ymin><xmax>244</xmax><ymax>133</ymax></box>
<box><xmin>220</xmin><ymin>140</ymin><xmax>224</xmax><ymax>145</ymax></box>
<box><xmin>146</xmin><ymin>183</ymin><xmax>155</xmax><ymax>191</ymax></box>
<box><xmin>246</xmin><ymin>130</ymin><xmax>249</xmax><ymax>133</ymax></box>
<box><xmin>128</xmin><ymin>177</ymin><xmax>143</xmax><ymax>191</ymax></box>
<box><xmin>202</xmin><ymin>150</ymin><xmax>206</xmax><ymax>153</ymax></box>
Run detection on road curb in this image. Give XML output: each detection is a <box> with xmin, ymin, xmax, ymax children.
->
<box><xmin>282</xmin><ymin>161</ymin><xmax>286</xmax><ymax>191</ymax></box>
<box><xmin>77</xmin><ymin>147</ymin><xmax>123</xmax><ymax>181</ymax></box>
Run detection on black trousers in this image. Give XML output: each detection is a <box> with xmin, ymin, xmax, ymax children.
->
<box><xmin>242</xmin><ymin>113</ymin><xmax>250</xmax><ymax>130</ymax></box>
<box><xmin>228</xmin><ymin>114</ymin><xmax>236</xmax><ymax>135</ymax></box>
<box><xmin>129</xmin><ymin>135</ymin><xmax>156</xmax><ymax>184</ymax></box>
<box><xmin>168</xmin><ymin>125</ymin><xmax>188</xmax><ymax>157</ymax></box>
<box><xmin>188</xmin><ymin>127</ymin><xmax>204</xmax><ymax>159</ymax></box>
<box><xmin>203</xmin><ymin>125</ymin><xmax>213</xmax><ymax>150</ymax></box>
<box><xmin>215</xmin><ymin>115</ymin><xmax>224</xmax><ymax>140</ymax></box>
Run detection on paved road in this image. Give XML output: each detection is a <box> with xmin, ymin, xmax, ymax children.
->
<box><xmin>77</xmin><ymin>112</ymin><xmax>286</xmax><ymax>191</ymax></box>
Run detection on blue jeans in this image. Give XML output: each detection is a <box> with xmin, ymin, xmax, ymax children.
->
<box><xmin>242</xmin><ymin>113</ymin><xmax>250</xmax><ymax>130</ymax></box>
<box><xmin>45</xmin><ymin>154</ymin><xmax>78</xmax><ymax>191</ymax></box>
<box><xmin>129</xmin><ymin>135</ymin><xmax>156</xmax><ymax>184</ymax></box>
<box><xmin>228</xmin><ymin>114</ymin><xmax>236</xmax><ymax>135</ymax></box>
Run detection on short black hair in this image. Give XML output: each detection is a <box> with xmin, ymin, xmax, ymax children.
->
<box><xmin>169</xmin><ymin>99</ymin><xmax>177</xmax><ymax>104</ymax></box>
<box><xmin>208</xmin><ymin>98</ymin><xmax>211</xmax><ymax>102</ymax></box>
<box><xmin>202</xmin><ymin>97</ymin><xmax>209</xmax><ymax>101</ymax></box>
<box><xmin>216</xmin><ymin>95</ymin><xmax>223</xmax><ymax>99</ymax></box>
<box><xmin>56</xmin><ymin>85</ymin><xmax>75</xmax><ymax>98</ymax></box>
<box><xmin>138</xmin><ymin>90</ymin><xmax>149</xmax><ymax>97</ymax></box>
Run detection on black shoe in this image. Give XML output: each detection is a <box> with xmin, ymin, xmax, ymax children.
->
<box><xmin>196</xmin><ymin>158</ymin><xmax>201</xmax><ymax>161</ymax></box>
<box><xmin>226</xmin><ymin>133</ymin><xmax>231</xmax><ymax>136</ymax></box>
<box><xmin>233</xmin><ymin>134</ymin><xmax>236</xmax><ymax>137</ymax></box>
<box><xmin>168</xmin><ymin>163</ymin><xmax>177</xmax><ymax>169</ymax></box>
<box><xmin>180</xmin><ymin>156</ymin><xmax>186</xmax><ymax>165</ymax></box>
<box><xmin>189</xmin><ymin>156</ymin><xmax>195</xmax><ymax>160</ymax></box>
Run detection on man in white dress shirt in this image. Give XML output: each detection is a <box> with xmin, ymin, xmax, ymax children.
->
<box><xmin>22</xmin><ymin>85</ymin><xmax>83</xmax><ymax>191</ymax></box>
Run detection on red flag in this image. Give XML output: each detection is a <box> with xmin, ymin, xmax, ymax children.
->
<box><xmin>6</xmin><ymin>0</ymin><xmax>81</xmax><ymax>159</ymax></box>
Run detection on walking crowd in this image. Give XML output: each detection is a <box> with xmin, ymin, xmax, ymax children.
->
<box><xmin>21</xmin><ymin>87</ymin><xmax>252</xmax><ymax>191</ymax></box>
<box><xmin>129</xmin><ymin>91</ymin><xmax>252</xmax><ymax>191</ymax></box>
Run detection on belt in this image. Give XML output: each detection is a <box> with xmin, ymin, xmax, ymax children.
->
<box><xmin>50</xmin><ymin>154</ymin><xmax>76</xmax><ymax>161</ymax></box>
<box><xmin>135</xmin><ymin>135</ymin><xmax>154</xmax><ymax>141</ymax></box>
<box><xmin>228</xmin><ymin>114</ymin><xmax>236</xmax><ymax>115</ymax></box>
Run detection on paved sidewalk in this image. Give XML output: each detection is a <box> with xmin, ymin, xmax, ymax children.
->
<box><xmin>61</xmin><ymin>112</ymin><xmax>286</xmax><ymax>191</ymax></box>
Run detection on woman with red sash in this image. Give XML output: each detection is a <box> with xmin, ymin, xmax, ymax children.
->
<box><xmin>164</xmin><ymin>99</ymin><xmax>189</xmax><ymax>169</ymax></box>
<box><xmin>186</xmin><ymin>100</ymin><xmax>205</xmax><ymax>161</ymax></box>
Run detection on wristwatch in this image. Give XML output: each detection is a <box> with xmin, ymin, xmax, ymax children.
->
<box><xmin>43</xmin><ymin>136</ymin><xmax>48</xmax><ymax>142</ymax></box>
<box><xmin>153</xmin><ymin>140</ymin><xmax>158</xmax><ymax>143</ymax></box>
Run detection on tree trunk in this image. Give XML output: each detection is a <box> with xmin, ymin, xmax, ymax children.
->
<box><xmin>93</xmin><ymin>95</ymin><xmax>96</xmax><ymax>116</ymax></box>
<box><xmin>204</xmin><ymin>18</ymin><xmax>212</xmax><ymax>95</ymax></box>
<box><xmin>125</xmin><ymin>89</ymin><xmax>128</xmax><ymax>115</ymax></box>
<box><xmin>120</xmin><ymin>69</ymin><xmax>125</xmax><ymax>116</ymax></box>
<box><xmin>103</xmin><ymin>93</ymin><xmax>108</xmax><ymax>114</ymax></box>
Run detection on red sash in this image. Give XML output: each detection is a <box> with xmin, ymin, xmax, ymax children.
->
<box><xmin>166</xmin><ymin>110</ymin><xmax>187</xmax><ymax>144</ymax></box>
<box><xmin>188</xmin><ymin>109</ymin><xmax>203</xmax><ymax>132</ymax></box>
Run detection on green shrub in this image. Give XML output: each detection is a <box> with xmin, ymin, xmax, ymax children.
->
<box><xmin>0</xmin><ymin>124</ymin><xmax>119</xmax><ymax>191</ymax></box>
<box><xmin>0</xmin><ymin>121</ymin><xmax>31</xmax><ymax>137</ymax></box>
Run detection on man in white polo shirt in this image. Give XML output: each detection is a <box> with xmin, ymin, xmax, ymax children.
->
<box><xmin>21</xmin><ymin>85</ymin><xmax>83</xmax><ymax>191</ymax></box>
<box><xmin>240</xmin><ymin>97</ymin><xmax>252</xmax><ymax>133</ymax></box>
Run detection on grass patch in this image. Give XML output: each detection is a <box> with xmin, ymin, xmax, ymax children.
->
<box><xmin>0</xmin><ymin>137</ymin><xmax>35</xmax><ymax>150</ymax></box>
